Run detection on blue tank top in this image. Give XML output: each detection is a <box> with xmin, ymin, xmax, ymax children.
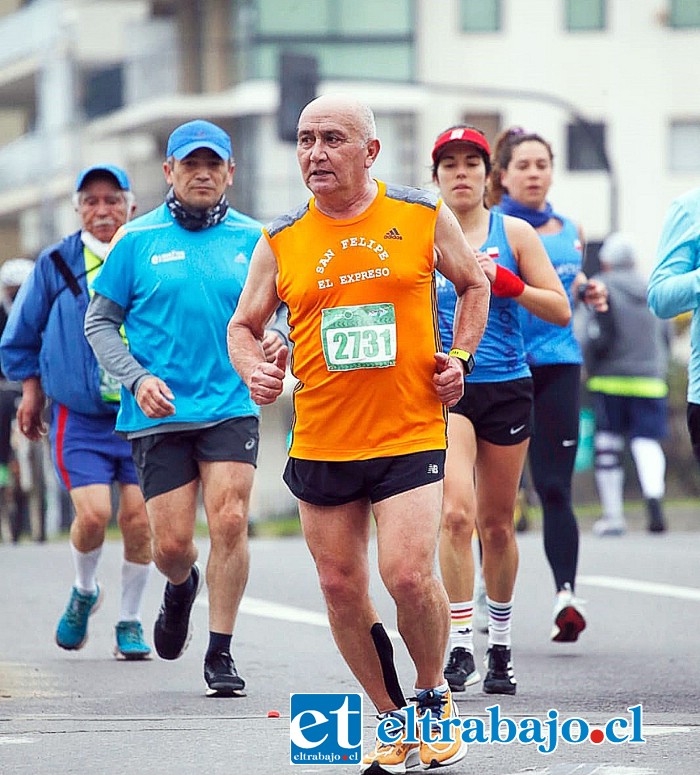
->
<box><xmin>519</xmin><ymin>215</ymin><xmax>582</xmax><ymax>366</ymax></box>
<box><xmin>436</xmin><ymin>211</ymin><xmax>530</xmax><ymax>383</ymax></box>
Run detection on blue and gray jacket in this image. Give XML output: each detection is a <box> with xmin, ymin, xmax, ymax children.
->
<box><xmin>0</xmin><ymin>230</ymin><xmax>117</xmax><ymax>417</ymax></box>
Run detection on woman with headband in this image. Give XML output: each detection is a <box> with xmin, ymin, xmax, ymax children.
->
<box><xmin>432</xmin><ymin>126</ymin><xmax>570</xmax><ymax>695</ymax></box>
<box><xmin>489</xmin><ymin>127</ymin><xmax>607</xmax><ymax>646</ymax></box>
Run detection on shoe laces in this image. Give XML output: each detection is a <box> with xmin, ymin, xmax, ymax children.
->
<box><xmin>207</xmin><ymin>650</ymin><xmax>235</xmax><ymax>672</ymax></box>
<box><xmin>64</xmin><ymin>589</ymin><xmax>95</xmax><ymax>627</ymax></box>
<box><xmin>117</xmin><ymin>621</ymin><xmax>144</xmax><ymax>645</ymax></box>
<box><xmin>446</xmin><ymin>647</ymin><xmax>468</xmax><ymax>671</ymax></box>
<box><xmin>487</xmin><ymin>646</ymin><xmax>511</xmax><ymax>675</ymax></box>
<box><xmin>412</xmin><ymin>688</ymin><xmax>448</xmax><ymax>729</ymax></box>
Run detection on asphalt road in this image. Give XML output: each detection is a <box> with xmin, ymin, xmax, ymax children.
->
<box><xmin>1</xmin><ymin>521</ymin><xmax>699</xmax><ymax>775</ymax></box>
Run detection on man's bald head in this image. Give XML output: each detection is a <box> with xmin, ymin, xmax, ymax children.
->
<box><xmin>298</xmin><ymin>94</ymin><xmax>377</xmax><ymax>144</ymax></box>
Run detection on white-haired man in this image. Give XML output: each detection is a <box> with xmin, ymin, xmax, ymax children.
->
<box><xmin>0</xmin><ymin>165</ymin><xmax>153</xmax><ymax>658</ymax></box>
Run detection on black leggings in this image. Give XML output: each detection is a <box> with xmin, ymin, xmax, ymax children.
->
<box><xmin>0</xmin><ymin>384</ymin><xmax>20</xmax><ymax>467</ymax></box>
<box><xmin>687</xmin><ymin>402</ymin><xmax>700</xmax><ymax>467</ymax></box>
<box><xmin>528</xmin><ymin>364</ymin><xmax>581</xmax><ymax>592</ymax></box>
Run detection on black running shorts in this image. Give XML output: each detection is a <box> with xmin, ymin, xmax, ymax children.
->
<box><xmin>131</xmin><ymin>416</ymin><xmax>259</xmax><ymax>501</ymax></box>
<box><xmin>449</xmin><ymin>378</ymin><xmax>533</xmax><ymax>445</ymax></box>
<box><xmin>283</xmin><ymin>449</ymin><xmax>446</xmax><ymax>507</ymax></box>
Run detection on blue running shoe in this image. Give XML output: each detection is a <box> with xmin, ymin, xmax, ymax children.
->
<box><xmin>56</xmin><ymin>585</ymin><xmax>103</xmax><ymax>650</ymax></box>
<box><xmin>114</xmin><ymin>620</ymin><xmax>152</xmax><ymax>661</ymax></box>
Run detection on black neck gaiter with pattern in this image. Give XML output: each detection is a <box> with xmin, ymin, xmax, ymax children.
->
<box><xmin>166</xmin><ymin>187</ymin><xmax>229</xmax><ymax>231</ymax></box>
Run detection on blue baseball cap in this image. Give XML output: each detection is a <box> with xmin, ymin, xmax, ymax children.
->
<box><xmin>75</xmin><ymin>164</ymin><xmax>131</xmax><ymax>192</ymax></box>
<box><xmin>166</xmin><ymin>119</ymin><xmax>232</xmax><ymax>161</ymax></box>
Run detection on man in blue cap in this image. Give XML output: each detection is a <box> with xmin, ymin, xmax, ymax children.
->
<box><xmin>85</xmin><ymin>120</ymin><xmax>286</xmax><ymax>696</ymax></box>
<box><xmin>0</xmin><ymin>164</ymin><xmax>154</xmax><ymax>659</ymax></box>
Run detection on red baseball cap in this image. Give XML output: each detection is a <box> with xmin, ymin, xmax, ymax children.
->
<box><xmin>431</xmin><ymin>127</ymin><xmax>491</xmax><ymax>164</ymax></box>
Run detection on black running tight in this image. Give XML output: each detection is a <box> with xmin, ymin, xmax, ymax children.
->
<box><xmin>528</xmin><ymin>364</ymin><xmax>581</xmax><ymax>592</ymax></box>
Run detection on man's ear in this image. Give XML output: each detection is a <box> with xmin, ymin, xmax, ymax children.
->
<box><xmin>365</xmin><ymin>138</ymin><xmax>381</xmax><ymax>169</ymax></box>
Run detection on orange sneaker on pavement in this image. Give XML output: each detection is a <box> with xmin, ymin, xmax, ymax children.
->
<box><xmin>414</xmin><ymin>687</ymin><xmax>468</xmax><ymax>770</ymax></box>
<box><xmin>360</xmin><ymin>710</ymin><xmax>419</xmax><ymax>774</ymax></box>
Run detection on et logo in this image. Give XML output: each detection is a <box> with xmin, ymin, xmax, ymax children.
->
<box><xmin>290</xmin><ymin>693</ymin><xmax>363</xmax><ymax>766</ymax></box>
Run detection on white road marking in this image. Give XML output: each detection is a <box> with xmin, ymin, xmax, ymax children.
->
<box><xmin>641</xmin><ymin>726</ymin><xmax>692</xmax><ymax>736</ymax></box>
<box><xmin>0</xmin><ymin>737</ymin><xmax>34</xmax><ymax>745</ymax></box>
<box><xmin>196</xmin><ymin>595</ymin><xmax>401</xmax><ymax>638</ymax></box>
<box><xmin>577</xmin><ymin>575</ymin><xmax>700</xmax><ymax>601</ymax></box>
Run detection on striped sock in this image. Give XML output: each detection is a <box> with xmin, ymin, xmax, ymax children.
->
<box><xmin>487</xmin><ymin>597</ymin><xmax>513</xmax><ymax>647</ymax></box>
<box><xmin>449</xmin><ymin>600</ymin><xmax>474</xmax><ymax>653</ymax></box>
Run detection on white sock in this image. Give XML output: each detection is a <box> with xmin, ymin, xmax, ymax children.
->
<box><xmin>449</xmin><ymin>600</ymin><xmax>474</xmax><ymax>653</ymax></box>
<box><xmin>120</xmin><ymin>560</ymin><xmax>152</xmax><ymax>622</ymax></box>
<box><xmin>595</xmin><ymin>467</ymin><xmax>625</xmax><ymax>522</ymax></box>
<box><xmin>630</xmin><ymin>437</ymin><xmax>666</xmax><ymax>499</ymax></box>
<box><xmin>487</xmin><ymin>597</ymin><xmax>513</xmax><ymax>647</ymax></box>
<box><xmin>595</xmin><ymin>431</ymin><xmax>625</xmax><ymax>523</ymax></box>
<box><xmin>71</xmin><ymin>544</ymin><xmax>102</xmax><ymax>594</ymax></box>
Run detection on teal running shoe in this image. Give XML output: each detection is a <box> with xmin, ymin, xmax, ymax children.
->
<box><xmin>55</xmin><ymin>585</ymin><xmax>103</xmax><ymax>650</ymax></box>
<box><xmin>114</xmin><ymin>620</ymin><xmax>152</xmax><ymax>661</ymax></box>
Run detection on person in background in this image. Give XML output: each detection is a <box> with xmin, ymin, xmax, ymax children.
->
<box><xmin>0</xmin><ymin>165</ymin><xmax>153</xmax><ymax>659</ymax></box>
<box><xmin>228</xmin><ymin>95</ymin><xmax>490</xmax><ymax>774</ymax></box>
<box><xmin>431</xmin><ymin>125</ymin><xmax>570</xmax><ymax>697</ymax></box>
<box><xmin>488</xmin><ymin>127</ymin><xmax>607</xmax><ymax>643</ymax></box>
<box><xmin>85</xmin><ymin>120</ymin><xmax>276</xmax><ymax>698</ymax></box>
<box><xmin>648</xmin><ymin>186</ymin><xmax>700</xmax><ymax>471</ymax></box>
<box><xmin>0</xmin><ymin>258</ymin><xmax>36</xmax><ymax>542</ymax></box>
<box><xmin>581</xmin><ymin>233</ymin><xmax>669</xmax><ymax>535</ymax></box>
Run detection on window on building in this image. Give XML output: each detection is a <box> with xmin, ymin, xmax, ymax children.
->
<box><xmin>669</xmin><ymin>0</ymin><xmax>700</xmax><ymax>28</ymax></box>
<box><xmin>669</xmin><ymin>121</ymin><xmax>700</xmax><ymax>172</ymax></box>
<box><xmin>460</xmin><ymin>0</ymin><xmax>501</xmax><ymax>32</ymax></box>
<box><xmin>255</xmin><ymin>42</ymin><xmax>413</xmax><ymax>81</ymax></box>
<box><xmin>460</xmin><ymin>112</ymin><xmax>502</xmax><ymax>149</ymax></box>
<box><xmin>565</xmin><ymin>0</ymin><xmax>606</xmax><ymax>31</ymax></box>
<box><xmin>83</xmin><ymin>66</ymin><xmax>124</xmax><ymax>119</ymax></box>
<box><xmin>256</xmin><ymin>0</ymin><xmax>412</xmax><ymax>34</ymax></box>
<box><xmin>567</xmin><ymin>120</ymin><xmax>608</xmax><ymax>171</ymax></box>
<box><xmin>249</xmin><ymin>0</ymin><xmax>414</xmax><ymax>80</ymax></box>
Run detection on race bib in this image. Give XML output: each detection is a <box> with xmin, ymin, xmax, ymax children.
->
<box><xmin>99</xmin><ymin>367</ymin><xmax>121</xmax><ymax>403</ymax></box>
<box><xmin>321</xmin><ymin>303</ymin><xmax>397</xmax><ymax>371</ymax></box>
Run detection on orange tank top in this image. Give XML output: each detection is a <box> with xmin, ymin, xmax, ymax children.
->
<box><xmin>265</xmin><ymin>180</ymin><xmax>446</xmax><ymax>461</ymax></box>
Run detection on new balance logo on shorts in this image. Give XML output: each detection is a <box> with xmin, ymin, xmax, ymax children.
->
<box><xmin>290</xmin><ymin>693</ymin><xmax>362</xmax><ymax>765</ymax></box>
<box><xmin>427</xmin><ymin>463</ymin><xmax>439</xmax><ymax>475</ymax></box>
<box><xmin>383</xmin><ymin>227</ymin><xmax>402</xmax><ymax>240</ymax></box>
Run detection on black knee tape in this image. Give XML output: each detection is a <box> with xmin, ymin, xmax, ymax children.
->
<box><xmin>370</xmin><ymin>622</ymin><xmax>406</xmax><ymax>709</ymax></box>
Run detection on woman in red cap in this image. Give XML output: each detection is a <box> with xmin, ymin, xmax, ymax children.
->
<box><xmin>432</xmin><ymin>125</ymin><xmax>570</xmax><ymax>696</ymax></box>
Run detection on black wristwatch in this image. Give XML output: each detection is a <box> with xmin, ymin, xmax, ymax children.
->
<box><xmin>448</xmin><ymin>348</ymin><xmax>475</xmax><ymax>376</ymax></box>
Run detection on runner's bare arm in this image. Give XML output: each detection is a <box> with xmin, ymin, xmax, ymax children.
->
<box><xmin>502</xmin><ymin>216</ymin><xmax>571</xmax><ymax>326</ymax></box>
<box><xmin>434</xmin><ymin>204</ymin><xmax>490</xmax><ymax>359</ymax></box>
<box><xmin>227</xmin><ymin>237</ymin><xmax>288</xmax><ymax>405</ymax></box>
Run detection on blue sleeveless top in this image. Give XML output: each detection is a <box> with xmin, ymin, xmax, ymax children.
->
<box><xmin>518</xmin><ymin>215</ymin><xmax>582</xmax><ymax>366</ymax></box>
<box><xmin>436</xmin><ymin>211</ymin><xmax>530</xmax><ymax>383</ymax></box>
